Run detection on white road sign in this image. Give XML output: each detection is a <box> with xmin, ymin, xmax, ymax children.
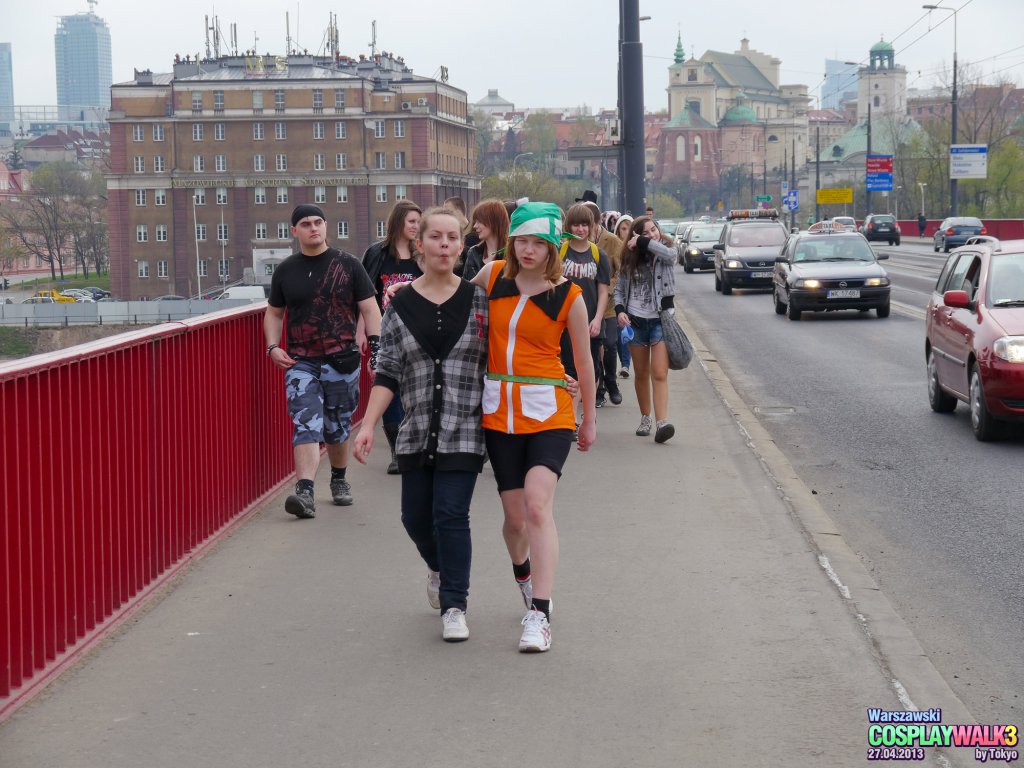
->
<box><xmin>950</xmin><ymin>144</ymin><xmax>988</xmax><ymax>179</ymax></box>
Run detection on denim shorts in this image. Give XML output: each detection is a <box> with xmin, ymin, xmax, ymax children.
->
<box><xmin>284</xmin><ymin>357</ymin><xmax>360</xmax><ymax>446</ymax></box>
<box><xmin>626</xmin><ymin>315</ymin><xmax>664</xmax><ymax>346</ymax></box>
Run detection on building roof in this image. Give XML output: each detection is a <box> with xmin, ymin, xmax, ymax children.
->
<box><xmin>665</xmin><ymin>107</ymin><xmax>717</xmax><ymax>130</ymax></box>
<box><xmin>870</xmin><ymin>39</ymin><xmax>895</xmax><ymax>53</ymax></box>
<box><xmin>700</xmin><ymin>50</ymin><xmax>775</xmax><ymax>92</ymax></box>
<box><xmin>818</xmin><ymin>117</ymin><xmax>922</xmax><ymax>162</ymax></box>
<box><xmin>475</xmin><ymin>89</ymin><xmax>514</xmax><ymax>109</ymax></box>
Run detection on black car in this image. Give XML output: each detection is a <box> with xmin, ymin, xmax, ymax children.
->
<box><xmin>933</xmin><ymin>217</ymin><xmax>985</xmax><ymax>252</ymax></box>
<box><xmin>679</xmin><ymin>222</ymin><xmax>724</xmax><ymax>273</ymax></box>
<box><xmin>859</xmin><ymin>214</ymin><xmax>901</xmax><ymax>245</ymax></box>
<box><xmin>772</xmin><ymin>230</ymin><xmax>891</xmax><ymax>320</ymax></box>
<box><xmin>713</xmin><ymin>210</ymin><xmax>790</xmax><ymax>294</ymax></box>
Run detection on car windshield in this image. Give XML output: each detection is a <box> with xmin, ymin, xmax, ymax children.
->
<box><xmin>728</xmin><ymin>224</ymin><xmax>787</xmax><ymax>247</ymax></box>
<box><xmin>988</xmin><ymin>254</ymin><xmax>1024</xmax><ymax>306</ymax></box>
<box><xmin>689</xmin><ymin>224</ymin><xmax>724</xmax><ymax>241</ymax></box>
<box><xmin>948</xmin><ymin>217</ymin><xmax>983</xmax><ymax>228</ymax></box>
<box><xmin>794</xmin><ymin>238</ymin><xmax>875</xmax><ymax>263</ymax></box>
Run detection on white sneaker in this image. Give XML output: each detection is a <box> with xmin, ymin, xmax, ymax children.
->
<box><xmin>519</xmin><ymin>609</ymin><xmax>551</xmax><ymax>653</ymax></box>
<box><xmin>427</xmin><ymin>570</ymin><xmax>441</xmax><ymax>609</ymax></box>
<box><xmin>635</xmin><ymin>414</ymin><xmax>653</xmax><ymax>436</ymax></box>
<box><xmin>442</xmin><ymin>608</ymin><xmax>469</xmax><ymax>642</ymax></box>
<box><xmin>516</xmin><ymin>575</ymin><xmax>532</xmax><ymax>609</ymax></box>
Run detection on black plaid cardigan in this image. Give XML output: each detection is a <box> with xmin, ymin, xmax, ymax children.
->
<box><xmin>374</xmin><ymin>281</ymin><xmax>489</xmax><ymax>472</ymax></box>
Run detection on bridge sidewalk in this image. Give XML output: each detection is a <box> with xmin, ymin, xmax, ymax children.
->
<box><xmin>0</xmin><ymin>321</ymin><xmax>972</xmax><ymax>767</ymax></box>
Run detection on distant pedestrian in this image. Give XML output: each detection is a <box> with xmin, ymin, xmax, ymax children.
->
<box><xmin>353</xmin><ymin>207</ymin><xmax>487</xmax><ymax>643</ymax></box>
<box><xmin>918</xmin><ymin>212</ymin><xmax>927</xmax><ymax>237</ymax></box>
<box><xmin>615</xmin><ymin>215</ymin><xmax>677</xmax><ymax>444</ymax></box>
<box><xmin>461</xmin><ymin>198</ymin><xmax>510</xmax><ymax>281</ymax></box>
<box><xmin>560</xmin><ymin>203</ymin><xmax>611</xmax><ymax>425</ymax></box>
<box><xmin>614</xmin><ymin>215</ymin><xmax>635</xmax><ymax>378</ymax></box>
<box><xmin>265</xmin><ymin>204</ymin><xmax>381</xmax><ymax>519</ymax></box>
<box><xmin>582</xmin><ymin>201</ymin><xmax>623</xmax><ymax>407</ymax></box>
<box><xmin>362</xmin><ymin>200</ymin><xmax>423</xmax><ymax>474</ymax></box>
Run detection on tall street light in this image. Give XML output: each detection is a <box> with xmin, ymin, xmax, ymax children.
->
<box><xmin>918</xmin><ymin>181</ymin><xmax>927</xmax><ymax>217</ymax></box>
<box><xmin>923</xmin><ymin>4</ymin><xmax>958</xmax><ymax>216</ymax></box>
<box><xmin>511</xmin><ymin>152</ymin><xmax>533</xmax><ymax>199</ymax></box>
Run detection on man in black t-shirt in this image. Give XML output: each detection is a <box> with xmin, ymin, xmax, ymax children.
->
<box><xmin>265</xmin><ymin>204</ymin><xmax>381</xmax><ymax>519</ymax></box>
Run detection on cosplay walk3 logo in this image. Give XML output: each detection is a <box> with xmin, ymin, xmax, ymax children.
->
<box><xmin>865</xmin><ymin>708</ymin><xmax>1019</xmax><ymax>762</ymax></box>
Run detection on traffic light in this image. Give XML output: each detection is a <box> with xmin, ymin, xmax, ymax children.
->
<box><xmin>2</xmin><ymin>278</ymin><xmax>9</xmax><ymax>290</ymax></box>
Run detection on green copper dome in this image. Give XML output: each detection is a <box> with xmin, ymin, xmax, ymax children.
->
<box><xmin>722</xmin><ymin>100</ymin><xmax>757</xmax><ymax>124</ymax></box>
<box><xmin>871</xmin><ymin>38</ymin><xmax>894</xmax><ymax>53</ymax></box>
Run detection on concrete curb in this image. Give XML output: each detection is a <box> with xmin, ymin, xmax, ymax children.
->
<box><xmin>678</xmin><ymin>312</ymin><xmax>979</xmax><ymax>768</ymax></box>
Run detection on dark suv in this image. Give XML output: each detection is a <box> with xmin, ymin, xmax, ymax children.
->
<box><xmin>859</xmin><ymin>214</ymin><xmax>901</xmax><ymax>246</ymax></box>
<box><xmin>713</xmin><ymin>210</ymin><xmax>790</xmax><ymax>295</ymax></box>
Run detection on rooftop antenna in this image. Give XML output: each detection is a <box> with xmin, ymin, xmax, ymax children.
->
<box><xmin>286</xmin><ymin>12</ymin><xmax>292</xmax><ymax>55</ymax></box>
<box><xmin>369</xmin><ymin>20</ymin><xmax>377</xmax><ymax>57</ymax></box>
<box><xmin>230</xmin><ymin>23</ymin><xmax>238</xmax><ymax>56</ymax></box>
<box><xmin>87</xmin><ymin>0</ymin><xmax>98</xmax><ymax>13</ymax></box>
<box><xmin>204</xmin><ymin>15</ymin><xmax>212</xmax><ymax>60</ymax></box>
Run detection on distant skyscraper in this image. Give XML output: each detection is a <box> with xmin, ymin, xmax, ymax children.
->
<box><xmin>0</xmin><ymin>43</ymin><xmax>14</xmax><ymax>129</ymax></box>
<box><xmin>54</xmin><ymin>9</ymin><xmax>112</xmax><ymax>120</ymax></box>
<box><xmin>822</xmin><ymin>59</ymin><xmax>859</xmax><ymax>111</ymax></box>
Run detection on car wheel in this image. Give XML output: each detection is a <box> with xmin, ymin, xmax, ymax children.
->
<box><xmin>876</xmin><ymin>301</ymin><xmax>891</xmax><ymax>318</ymax></box>
<box><xmin>944</xmin><ymin>241</ymin><xmax>951</xmax><ymax>253</ymax></box>
<box><xmin>969</xmin><ymin>363</ymin><xmax>1001</xmax><ymax>441</ymax></box>
<box><xmin>714</xmin><ymin>272</ymin><xmax>721</xmax><ymax>292</ymax></box>
<box><xmin>927</xmin><ymin>350</ymin><xmax>957</xmax><ymax>413</ymax></box>
<box><xmin>888</xmin><ymin>240</ymin><xmax>894</xmax><ymax>246</ymax></box>
<box><xmin>683</xmin><ymin>264</ymin><xmax>694</xmax><ymax>274</ymax></box>
<box><xmin>721</xmin><ymin>278</ymin><xmax>732</xmax><ymax>295</ymax></box>
<box><xmin>787</xmin><ymin>301</ymin><xmax>801</xmax><ymax>321</ymax></box>
<box><xmin>894</xmin><ymin>238</ymin><xmax>901</xmax><ymax>246</ymax></box>
<box><xmin>774</xmin><ymin>286</ymin><xmax>786</xmax><ymax>315</ymax></box>
<box><xmin>933</xmin><ymin>241</ymin><xmax>940</xmax><ymax>253</ymax></box>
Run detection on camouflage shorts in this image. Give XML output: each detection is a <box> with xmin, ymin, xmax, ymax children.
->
<box><xmin>284</xmin><ymin>357</ymin><xmax>360</xmax><ymax>447</ymax></box>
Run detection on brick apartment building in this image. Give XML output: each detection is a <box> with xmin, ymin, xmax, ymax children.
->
<box><xmin>107</xmin><ymin>51</ymin><xmax>478</xmax><ymax>299</ymax></box>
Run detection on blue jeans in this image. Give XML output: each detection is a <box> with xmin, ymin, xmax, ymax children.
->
<box><xmin>626</xmin><ymin>314</ymin><xmax>664</xmax><ymax>346</ymax></box>
<box><xmin>400</xmin><ymin>468</ymin><xmax>477</xmax><ymax>613</ymax></box>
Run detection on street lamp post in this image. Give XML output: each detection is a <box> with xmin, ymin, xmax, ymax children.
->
<box><xmin>511</xmin><ymin>152</ymin><xmax>533</xmax><ymax>199</ymax></box>
<box><xmin>923</xmin><ymin>4</ymin><xmax>958</xmax><ymax>217</ymax></box>
<box><xmin>894</xmin><ymin>185</ymin><xmax>902</xmax><ymax>220</ymax></box>
<box><xmin>918</xmin><ymin>182</ymin><xmax>927</xmax><ymax>217</ymax></box>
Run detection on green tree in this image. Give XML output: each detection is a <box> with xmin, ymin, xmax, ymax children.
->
<box><xmin>649</xmin><ymin>193</ymin><xmax>684</xmax><ymax>219</ymax></box>
<box><xmin>519</xmin><ymin>112</ymin><xmax>558</xmax><ymax>172</ymax></box>
<box><xmin>471</xmin><ymin>109</ymin><xmax>498</xmax><ymax>176</ymax></box>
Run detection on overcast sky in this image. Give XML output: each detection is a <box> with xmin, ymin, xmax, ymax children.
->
<box><xmin>5</xmin><ymin>0</ymin><xmax>1023</xmax><ymax>112</ymax></box>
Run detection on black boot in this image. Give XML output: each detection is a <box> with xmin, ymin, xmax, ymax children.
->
<box><xmin>382</xmin><ymin>423</ymin><xmax>400</xmax><ymax>475</ymax></box>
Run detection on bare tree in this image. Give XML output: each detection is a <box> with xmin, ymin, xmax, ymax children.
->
<box><xmin>0</xmin><ymin>162</ymin><xmax>89</xmax><ymax>280</ymax></box>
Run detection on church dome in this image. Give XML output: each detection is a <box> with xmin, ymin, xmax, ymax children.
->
<box><xmin>721</xmin><ymin>102</ymin><xmax>757</xmax><ymax>125</ymax></box>
<box><xmin>870</xmin><ymin>39</ymin><xmax>894</xmax><ymax>54</ymax></box>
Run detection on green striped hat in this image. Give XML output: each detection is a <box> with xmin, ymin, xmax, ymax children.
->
<box><xmin>509</xmin><ymin>202</ymin><xmax>566</xmax><ymax>248</ymax></box>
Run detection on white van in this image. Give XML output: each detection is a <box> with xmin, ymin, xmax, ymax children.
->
<box><xmin>221</xmin><ymin>286</ymin><xmax>267</xmax><ymax>301</ymax></box>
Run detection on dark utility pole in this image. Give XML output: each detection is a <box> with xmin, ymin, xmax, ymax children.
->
<box><xmin>814</xmin><ymin>126</ymin><xmax>821</xmax><ymax>223</ymax></box>
<box><xmin>620</xmin><ymin>0</ymin><xmax>646</xmax><ymax>216</ymax></box>
<box><xmin>790</xmin><ymin>137</ymin><xmax>796</xmax><ymax>230</ymax></box>
<box><xmin>866</xmin><ymin>99</ymin><xmax>872</xmax><ymax>219</ymax></box>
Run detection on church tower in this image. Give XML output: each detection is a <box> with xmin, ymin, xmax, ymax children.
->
<box><xmin>856</xmin><ymin>38</ymin><xmax>907</xmax><ymax>122</ymax></box>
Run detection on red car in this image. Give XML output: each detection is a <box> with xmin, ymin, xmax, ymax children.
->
<box><xmin>926</xmin><ymin>239</ymin><xmax>1024</xmax><ymax>440</ymax></box>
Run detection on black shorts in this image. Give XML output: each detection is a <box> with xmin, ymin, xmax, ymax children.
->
<box><xmin>484</xmin><ymin>428</ymin><xmax>574</xmax><ymax>492</ymax></box>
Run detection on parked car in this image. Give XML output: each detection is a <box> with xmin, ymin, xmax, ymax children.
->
<box><xmin>859</xmin><ymin>213</ymin><xmax>901</xmax><ymax>245</ymax></box>
<box><xmin>154</xmin><ymin>294</ymin><xmax>188</xmax><ymax>301</ymax></box>
<box><xmin>831</xmin><ymin>216</ymin><xmax>857</xmax><ymax>232</ymax></box>
<box><xmin>31</xmin><ymin>289</ymin><xmax>76</xmax><ymax>303</ymax></box>
<box><xmin>679</xmin><ymin>222</ymin><xmax>725</xmax><ymax>273</ymax></box>
<box><xmin>713</xmin><ymin>209</ymin><xmax>790</xmax><ymax>294</ymax></box>
<box><xmin>925</xmin><ymin>238</ymin><xmax>1024</xmax><ymax>440</ymax></box>
<box><xmin>60</xmin><ymin>289</ymin><xmax>96</xmax><ymax>302</ymax></box>
<box><xmin>22</xmin><ymin>296</ymin><xmax>55</xmax><ymax>304</ymax></box>
<box><xmin>674</xmin><ymin>223</ymin><xmax>694</xmax><ymax>260</ymax></box>
<box><xmin>80</xmin><ymin>286</ymin><xmax>111</xmax><ymax>299</ymax></box>
<box><xmin>933</xmin><ymin>217</ymin><xmax>986</xmax><ymax>253</ymax></box>
<box><xmin>772</xmin><ymin>228</ymin><xmax>891</xmax><ymax>320</ymax></box>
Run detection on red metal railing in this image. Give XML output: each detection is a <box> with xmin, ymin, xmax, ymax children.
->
<box><xmin>0</xmin><ymin>305</ymin><xmax>294</xmax><ymax>712</ymax></box>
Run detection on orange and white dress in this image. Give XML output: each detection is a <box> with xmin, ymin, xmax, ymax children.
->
<box><xmin>482</xmin><ymin>261</ymin><xmax>582</xmax><ymax>434</ymax></box>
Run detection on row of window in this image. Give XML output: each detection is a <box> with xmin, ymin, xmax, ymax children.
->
<box><xmin>132</xmin><ymin>151</ymin><xmax>407</xmax><ymax>174</ymax></box>
<box><xmin>138</xmin><ymin>260</ymin><xmax>229</xmax><ymax>278</ymax></box>
<box><xmin>191</xmin><ymin>87</ymin><xmax>350</xmax><ymax>112</ymax></box>
<box><xmin>134</xmin><ymin>184</ymin><xmax>408</xmax><ymax>207</ymax></box>
<box><xmin>136</xmin><ymin>219</ymin><xmax>388</xmax><ymax>243</ymax></box>
<box><xmin>132</xmin><ymin>119</ymin><xmax>406</xmax><ymax>142</ymax></box>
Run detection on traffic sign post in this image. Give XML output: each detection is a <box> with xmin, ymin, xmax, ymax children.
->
<box><xmin>785</xmin><ymin>190</ymin><xmax>799</xmax><ymax>211</ymax></box>
<box><xmin>756</xmin><ymin>195</ymin><xmax>772</xmax><ymax>203</ymax></box>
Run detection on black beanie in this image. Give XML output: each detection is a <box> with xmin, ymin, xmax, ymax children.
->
<box><xmin>291</xmin><ymin>204</ymin><xmax>326</xmax><ymax>226</ymax></box>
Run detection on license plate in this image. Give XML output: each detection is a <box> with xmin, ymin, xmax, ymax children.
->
<box><xmin>877</xmin><ymin>226</ymin><xmax>890</xmax><ymax>231</ymax></box>
<box><xmin>827</xmin><ymin>289</ymin><xmax>860</xmax><ymax>299</ymax></box>
<box><xmin>751</xmin><ymin>271</ymin><xmax>773</xmax><ymax>279</ymax></box>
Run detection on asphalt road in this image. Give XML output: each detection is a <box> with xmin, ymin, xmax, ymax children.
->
<box><xmin>677</xmin><ymin>242</ymin><xmax>1023</xmax><ymax>726</ymax></box>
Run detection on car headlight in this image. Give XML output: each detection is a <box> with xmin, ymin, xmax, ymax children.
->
<box><xmin>688</xmin><ymin>248</ymin><xmax>700</xmax><ymax>257</ymax></box>
<box><xmin>795</xmin><ymin>279</ymin><xmax>821</xmax><ymax>289</ymax></box>
<box><xmin>725</xmin><ymin>259</ymin><xmax>743</xmax><ymax>269</ymax></box>
<box><xmin>864</xmin><ymin>277</ymin><xmax>890</xmax><ymax>287</ymax></box>
<box><xmin>993</xmin><ymin>336</ymin><xmax>1024</xmax><ymax>364</ymax></box>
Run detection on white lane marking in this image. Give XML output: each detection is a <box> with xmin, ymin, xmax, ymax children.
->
<box><xmin>817</xmin><ymin>554</ymin><xmax>851</xmax><ymax>599</ymax></box>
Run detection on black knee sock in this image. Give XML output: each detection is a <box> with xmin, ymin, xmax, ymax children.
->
<box><xmin>331</xmin><ymin>466</ymin><xmax>347</xmax><ymax>480</ymax></box>
<box><xmin>296</xmin><ymin>479</ymin><xmax>314</xmax><ymax>494</ymax></box>
<box><xmin>531</xmin><ymin>598</ymin><xmax>550</xmax><ymax>621</ymax></box>
<box><xmin>512</xmin><ymin>558</ymin><xmax>531</xmax><ymax>581</ymax></box>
